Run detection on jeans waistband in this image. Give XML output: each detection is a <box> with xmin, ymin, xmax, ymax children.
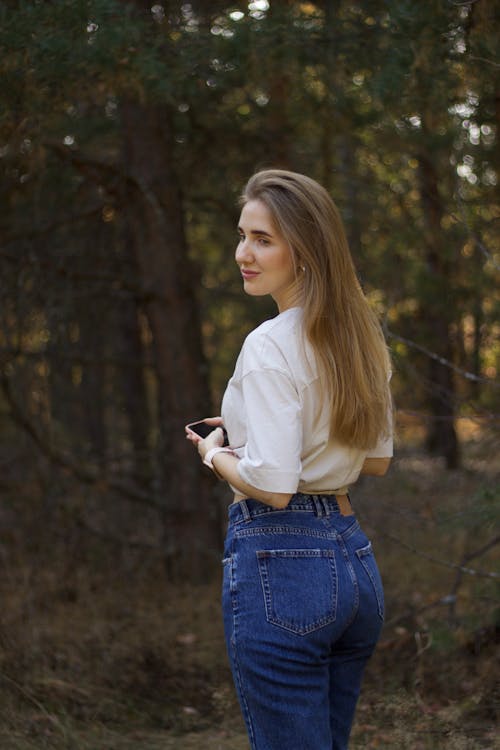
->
<box><xmin>228</xmin><ymin>493</ymin><xmax>354</xmax><ymax>524</ymax></box>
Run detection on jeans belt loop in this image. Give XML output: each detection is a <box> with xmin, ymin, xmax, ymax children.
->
<box><xmin>312</xmin><ymin>495</ymin><xmax>323</xmax><ymax>516</ymax></box>
<box><xmin>321</xmin><ymin>496</ymin><xmax>330</xmax><ymax>516</ymax></box>
<box><xmin>240</xmin><ymin>499</ymin><xmax>251</xmax><ymax>522</ymax></box>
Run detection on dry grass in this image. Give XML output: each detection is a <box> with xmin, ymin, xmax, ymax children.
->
<box><xmin>0</xmin><ymin>436</ymin><xmax>498</xmax><ymax>749</ymax></box>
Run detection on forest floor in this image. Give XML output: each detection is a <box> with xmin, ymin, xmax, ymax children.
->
<box><xmin>0</xmin><ymin>432</ymin><xmax>498</xmax><ymax>749</ymax></box>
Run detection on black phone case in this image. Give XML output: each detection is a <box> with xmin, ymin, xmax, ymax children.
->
<box><xmin>188</xmin><ymin>422</ymin><xmax>229</xmax><ymax>447</ymax></box>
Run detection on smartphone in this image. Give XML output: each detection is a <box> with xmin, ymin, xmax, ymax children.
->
<box><xmin>186</xmin><ymin>420</ymin><xmax>229</xmax><ymax>447</ymax></box>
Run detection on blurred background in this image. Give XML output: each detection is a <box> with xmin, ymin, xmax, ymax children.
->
<box><xmin>0</xmin><ymin>1</ymin><xmax>498</xmax><ymax>748</ymax></box>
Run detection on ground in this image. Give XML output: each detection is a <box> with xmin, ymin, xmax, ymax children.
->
<box><xmin>0</xmin><ymin>438</ymin><xmax>498</xmax><ymax>749</ymax></box>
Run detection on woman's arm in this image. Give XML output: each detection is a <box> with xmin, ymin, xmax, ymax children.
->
<box><xmin>188</xmin><ymin>424</ymin><xmax>293</xmax><ymax>509</ymax></box>
<box><xmin>210</xmin><ymin>450</ymin><xmax>293</xmax><ymax>509</ymax></box>
<box><xmin>360</xmin><ymin>457</ymin><xmax>391</xmax><ymax>476</ymax></box>
<box><xmin>212</xmin><ymin>452</ymin><xmax>390</xmax><ymax>501</ymax></box>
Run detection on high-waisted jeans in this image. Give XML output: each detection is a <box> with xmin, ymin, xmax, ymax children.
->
<box><xmin>222</xmin><ymin>493</ymin><xmax>384</xmax><ymax>750</ymax></box>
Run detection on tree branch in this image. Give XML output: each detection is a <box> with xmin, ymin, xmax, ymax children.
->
<box><xmin>0</xmin><ymin>371</ymin><xmax>164</xmax><ymax>512</ymax></box>
<box><xmin>375</xmin><ymin>528</ymin><xmax>500</xmax><ymax>580</ymax></box>
<box><xmin>0</xmin><ymin>345</ymin><xmax>154</xmax><ymax>370</ymax></box>
<box><xmin>387</xmin><ymin>329</ymin><xmax>500</xmax><ymax>388</ymax></box>
<box><xmin>447</xmin><ymin>534</ymin><xmax>500</xmax><ymax>621</ymax></box>
<box><xmin>0</xmin><ymin>203</ymin><xmax>108</xmax><ymax>246</ymax></box>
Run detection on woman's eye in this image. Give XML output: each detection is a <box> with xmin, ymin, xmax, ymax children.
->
<box><xmin>257</xmin><ymin>238</ymin><xmax>269</xmax><ymax>246</ymax></box>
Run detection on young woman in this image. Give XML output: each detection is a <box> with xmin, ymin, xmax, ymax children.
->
<box><xmin>186</xmin><ymin>169</ymin><xmax>393</xmax><ymax>750</ymax></box>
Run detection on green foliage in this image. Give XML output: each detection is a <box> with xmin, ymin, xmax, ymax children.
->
<box><xmin>0</xmin><ymin>0</ymin><xmax>498</xmax><ymax>556</ymax></box>
<box><xmin>1</xmin><ymin>0</ymin><xmax>498</xmax><ymax>446</ymax></box>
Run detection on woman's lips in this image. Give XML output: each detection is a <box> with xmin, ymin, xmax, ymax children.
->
<box><xmin>241</xmin><ymin>270</ymin><xmax>260</xmax><ymax>279</ymax></box>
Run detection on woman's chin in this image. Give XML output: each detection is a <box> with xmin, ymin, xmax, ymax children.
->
<box><xmin>243</xmin><ymin>282</ymin><xmax>266</xmax><ymax>297</ymax></box>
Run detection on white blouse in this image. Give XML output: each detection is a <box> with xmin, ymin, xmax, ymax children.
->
<box><xmin>221</xmin><ymin>307</ymin><xmax>393</xmax><ymax>494</ymax></box>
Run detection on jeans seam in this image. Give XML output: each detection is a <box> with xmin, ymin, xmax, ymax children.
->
<box><xmin>235</xmin><ymin>526</ymin><xmax>338</xmax><ymax>540</ymax></box>
<box><xmin>340</xmin><ymin>520</ymin><xmax>361</xmax><ymax>542</ymax></box>
<box><xmin>356</xmin><ymin>545</ymin><xmax>385</xmax><ymax>619</ymax></box>
<box><xmin>230</xmin><ymin>551</ymin><xmax>258</xmax><ymax>749</ymax></box>
<box><xmin>230</xmin><ymin>633</ymin><xmax>257</xmax><ymax>748</ymax></box>
<box><xmin>337</xmin><ymin>536</ymin><xmax>359</xmax><ymax>629</ymax></box>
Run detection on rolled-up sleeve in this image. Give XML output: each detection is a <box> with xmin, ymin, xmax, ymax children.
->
<box><xmin>237</xmin><ymin>366</ymin><xmax>302</xmax><ymax>493</ymax></box>
<box><xmin>366</xmin><ymin>429</ymin><xmax>393</xmax><ymax>458</ymax></box>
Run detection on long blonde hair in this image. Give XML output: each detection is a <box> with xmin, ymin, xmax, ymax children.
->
<box><xmin>242</xmin><ymin>169</ymin><xmax>391</xmax><ymax>450</ymax></box>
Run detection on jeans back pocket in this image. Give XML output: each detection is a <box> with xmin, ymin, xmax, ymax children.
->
<box><xmin>257</xmin><ymin>549</ymin><xmax>337</xmax><ymax>636</ymax></box>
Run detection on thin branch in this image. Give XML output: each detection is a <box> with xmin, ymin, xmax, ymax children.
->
<box><xmin>396</xmin><ymin>408</ymin><xmax>500</xmax><ymax>422</ymax></box>
<box><xmin>0</xmin><ymin>371</ymin><xmax>164</xmax><ymax>512</ymax></box>
<box><xmin>0</xmin><ymin>203</ymin><xmax>108</xmax><ymax>246</ymax></box>
<box><xmin>0</xmin><ymin>672</ymin><xmax>66</xmax><ymax>736</ymax></box>
<box><xmin>452</xmin><ymin>185</ymin><xmax>500</xmax><ymax>271</ymax></box>
<box><xmin>447</xmin><ymin>534</ymin><xmax>500</xmax><ymax>620</ymax></box>
<box><xmin>76</xmin><ymin>517</ymin><xmax>162</xmax><ymax>554</ymax></box>
<box><xmin>0</xmin><ymin>345</ymin><xmax>154</xmax><ymax>370</ymax></box>
<box><xmin>46</xmin><ymin>141</ymin><xmax>170</xmax><ymax>235</ymax></box>
<box><xmin>392</xmin><ymin>353</ymin><xmax>500</xmax><ymax>421</ymax></box>
<box><xmin>387</xmin><ymin>329</ymin><xmax>500</xmax><ymax>388</ymax></box>
<box><xmin>0</xmin><ymin>249</ymin><xmax>161</xmax><ymax>304</ymax></box>
<box><xmin>384</xmin><ymin>593</ymin><xmax>459</xmax><ymax>627</ymax></box>
<box><xmin>468</xmin><ymin>55</ymin><xmax>500</xmax><ymax>69</ymax></box>
<box><xmin>75</xmin><ymin>516</ymin><xmax>222</xmax><ymax>562</ymax></box>
<box><xmin>375</xmin><ymin>528</ymin><xmax>500</xmax><ymax>580</ymax></box>
<box><xmin>461</xmin><ymin>535</ymin><xmax>500</xmax><ymax>565</ymax></box>
<box><xmin>44</xmin><ymin>142</ymin><xmax>124</xmax><ymax>191</ymax></box>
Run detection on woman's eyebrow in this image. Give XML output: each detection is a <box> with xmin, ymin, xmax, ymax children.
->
<box><xmin>237</xmin><ymin>226</ymin><xmax>273</xmax><ymax>238</ymax></box>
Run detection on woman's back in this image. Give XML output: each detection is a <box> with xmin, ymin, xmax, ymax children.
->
<box><xmin>222</xmin><ymin>307</ymin><xmax>392</xmax><ymax>496</ymax></box>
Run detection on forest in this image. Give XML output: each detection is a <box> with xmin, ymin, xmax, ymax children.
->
<box><xmin>0</xmin><ymin>1</ymin><xmax>498</xmax><ymax>748</ymax></box>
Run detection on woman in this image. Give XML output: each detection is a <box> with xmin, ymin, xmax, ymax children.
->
<box><xmin>186</xmin><ymin>169</ymin><xmax>393</xmax><ymax>750</ymax></box>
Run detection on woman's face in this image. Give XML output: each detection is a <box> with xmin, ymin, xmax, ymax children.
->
<box><xmin>236</xmin><ymin>199</ymin><xmax>298</xmax><ymax>312</ymax></box>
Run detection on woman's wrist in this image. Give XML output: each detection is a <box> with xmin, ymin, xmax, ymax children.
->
<box><xmin>203</xmin><ymin>446</ymin><xmax>234</xmax><ymax>469</ymax></box>
<box><xmin>204</xmin><ymin>447</ymin><xmax>235</xmax><ymax>480</ymax></box>
<box><xmin>196</xmin><ymin>426</ymin><xmax>225</xmax><ymax>461</ymax></box>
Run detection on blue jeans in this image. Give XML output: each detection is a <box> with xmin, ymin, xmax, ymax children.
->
<box><xmin>222</xmin><ymin>494</ymin><xmax>384</xmax><ymax>750</ymax></box>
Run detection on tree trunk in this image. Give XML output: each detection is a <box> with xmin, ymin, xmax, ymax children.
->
<box><xmin>417</xmin><ymin>153</ymin><xmax>460</xmax><ymax>468</ymax></box>
<box><xmin>79</xmin><ymin>294</ymin><xmax>107</xmax><ymax>468</ymax></box>
<box><xmin>263</xmin><ymin>0</ymin><xmax>296</xmax><ymax>168</ymax></box>
<box><xmin>117</xmin><ymin>223</ymin><xmax>155</xmax><ymax>482</ymax></box>
<box><xmin>121</xmin><ymin>98</ymin><xmax>216</xmax><ymax>580</ymax></box>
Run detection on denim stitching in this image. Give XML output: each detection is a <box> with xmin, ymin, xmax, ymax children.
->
<box><xmin>356</xmin><ymin>543</ymin><xmax>385</xmax><ymax>619</ymax></box>
<box><xmin>235</xmin><ymin>526</ymin><xmax>339</xmax><ymax>540</ymax></box>
<box><xmin>341</xmin><ymin>520</ymin><xmax>361</xmax><ymax>542</ymax></box>
<box><xmin>256</xmin><ymin>549</ymin><xmax>337</xmax><ymax>635</ymax></box>
<box><xmin>229</xmin><ymin>550</ymin><xmax>258</xmax><ymax>749</ymax></box>
<box><xmin>337</xmin><ymin>535</ymin><xmax>359</xmax><ymax>629</ymax></box>
<box><xmin>229</xmin><ymin>498</ymin><xmax>349</xmax><ymax>526</ymax></box>
<box><xmin>230</xmin><ymin>513</ymin><xmax>360</xmax><ymax>542</ymax></box>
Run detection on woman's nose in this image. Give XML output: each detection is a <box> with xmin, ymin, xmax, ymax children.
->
<box><xmin>235</xmin><ymin>238</ymin><xmax>253</xmax><ymax>263</ymax></box>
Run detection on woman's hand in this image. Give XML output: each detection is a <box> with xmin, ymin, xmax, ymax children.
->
<box><xmin>185</xmin><ymin>416</ymin><xmax>292</xmax><ymax>508</ymax></box>
<box><xmin>185</xmin><ymin>416</ymin><xmax>224</xmax><ymax>444</ymax></box>
<box><xmin>197</xmin><ymin>427</ymin><xmax>225</xmax><ymax>462</ymax></box>
<box><xmin>185</xmin><ymin>417</ymin><xmax>225</xmax><ymax>461</ymax></box>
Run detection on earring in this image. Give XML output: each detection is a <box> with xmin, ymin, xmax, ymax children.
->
<box><xmin>300</xmin><ymin>265</ymin><xmax>306</xmax><ymax>271</ymax></box>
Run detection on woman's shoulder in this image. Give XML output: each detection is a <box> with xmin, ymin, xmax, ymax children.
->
<box><xmin>241</xmin><ymin>308</ymin><xmax>315</xmax><ymax>378</ymax></box>
<box><xmin>245</xmin><ymin>307</ymin><xmax>302</xmax><ymax>348</ymax></box>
